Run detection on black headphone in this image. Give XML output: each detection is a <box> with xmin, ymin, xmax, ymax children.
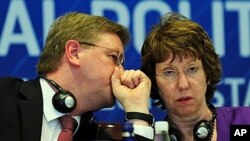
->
<box><xmin>39</xmin><ymin>75</ymin><xmax>77</xmax><ymax>113</ymax></box>
<box><xmin>168</xmin><ymin>103</ymin><xmax>217</xmax><ymax>141</ymax></box>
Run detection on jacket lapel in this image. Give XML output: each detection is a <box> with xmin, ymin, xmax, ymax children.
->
<box><xmin>20</xmin><ymin>78</ymin><xmax>43</xmax><ymax>141</ymax></box>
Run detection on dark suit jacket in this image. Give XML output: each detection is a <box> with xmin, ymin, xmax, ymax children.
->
<box><xmin>0</xmin><ymin>77</ymin><xmax>151</xmax><ymax>141</ymax></box>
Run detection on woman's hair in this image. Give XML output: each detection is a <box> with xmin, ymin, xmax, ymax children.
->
<box><xmin>37</xmin><ymin>12</ymin><xmax>130</xmax><ymax>74</ymax></box>
<box><xmin>141</xmin><ymin>12</ymin><xmax>222</xmax><ymax>108</ymax></box>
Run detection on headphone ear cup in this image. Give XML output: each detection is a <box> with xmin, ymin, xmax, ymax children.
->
<box><xmin>193</xmin><ymin>120</ymin><xmax>212</xmax><ymax>141</ymax></box>
<box><xmin>52</xmin><ymin>90</ymin><xmax>76</xmax><ymax>113</ymax></box>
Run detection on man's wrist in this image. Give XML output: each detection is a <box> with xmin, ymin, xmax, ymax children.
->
<box><xmin>125</xmin><ymin>112</ymin><xmax>154</xmax><ymax>126</ymax></box>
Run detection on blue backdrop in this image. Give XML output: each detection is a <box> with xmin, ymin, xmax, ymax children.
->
<box><xmin>1</xmin><ymin>0</ymin><xmax>250</xmax><ymax>122</ymax></box>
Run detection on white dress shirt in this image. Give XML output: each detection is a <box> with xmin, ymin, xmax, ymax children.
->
<box><xmin>40</xmin><ymin>78</ymin><xmax>80</xmax><ymax>141</ymax></box>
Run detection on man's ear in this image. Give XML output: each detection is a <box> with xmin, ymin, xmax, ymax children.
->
<box><xmin>65</xmin><ymin>40</ymin><xmax>81</xmax><ymax>67</ymax></box>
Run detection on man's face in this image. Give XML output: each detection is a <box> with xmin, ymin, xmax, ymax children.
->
<box><xmin>77</xmin><ymin>32</ymin><xmax>124</xmax><ymax>111</ymax></box>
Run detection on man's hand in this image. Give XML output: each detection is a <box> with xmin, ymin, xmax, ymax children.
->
<box><xmin>111</xmin><ymin>66</ymin><xmax>151</xmax><ymax>114</ymax></box>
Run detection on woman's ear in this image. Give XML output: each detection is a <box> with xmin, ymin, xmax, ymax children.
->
<box><xmin>65</xmin><ymin>40</ymin><xmax>81</xmax><ymax>67</ymax></box>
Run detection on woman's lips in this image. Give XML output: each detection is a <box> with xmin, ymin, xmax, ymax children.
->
<box><xmin>176</xmin><ymin>96</ymin><xmax>192</xmax><ymax>104</ymax></box>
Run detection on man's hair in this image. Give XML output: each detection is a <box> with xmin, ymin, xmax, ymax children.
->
<box><xmin>141</xmin><ymin>12</ymin><xmax>222</xmax><ymax>106</ymax></box>
<box><xmin>37</xmin><ymin>12</ymin><xmax>130</xmax><ymax>74</ymax></box>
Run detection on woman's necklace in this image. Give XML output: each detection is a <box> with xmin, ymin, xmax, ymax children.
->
<box><xmin>167</xmin><ymin>103</ymin><xmax>217</xmax><ymax>141</ymax></box>
<box><xmin>206</xmin><ymin>103</ymin><xmax>217</xmax><ymax>141</ymax></box>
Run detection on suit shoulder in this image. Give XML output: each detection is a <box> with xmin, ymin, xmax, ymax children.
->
<box><xmin>0</xmin><ymin>76</ymin><xmax>25</xmax><ymax>96</ymax></box>
<box><xmin>0</xmin><ymin>76</ymin><xmax>24</xmax><ymax>87</ymax></box>
<box><xmin>217</xmin><ymin>107</ymin><xmax>250</xmax><ymax>124</ymax></box>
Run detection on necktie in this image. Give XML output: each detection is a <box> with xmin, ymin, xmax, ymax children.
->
<box><xmin>57</xmin><ymin>115</ymin><xmax>78</xmax><ymax>141</ymax></box>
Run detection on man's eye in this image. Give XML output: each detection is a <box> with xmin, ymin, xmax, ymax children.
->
<box><xmin>109</xmin><ymin>55</ymin><xmax>118</xmax><ymax>62</ymax></box>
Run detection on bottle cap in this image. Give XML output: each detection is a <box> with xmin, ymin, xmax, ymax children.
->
<box><xmin>155</xmin><ymin>121</ymin><xmax>169</xmax><ymax>134</ymax></box>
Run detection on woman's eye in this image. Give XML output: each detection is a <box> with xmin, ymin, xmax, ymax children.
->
<box><xmin>163</xmin><ymin>70</ymin><xmax>175</xmax><ymax>76</ymax></box>
<box><xmin>186</xmin><ymin>66</ymin><xmax>198</xmax><ymax>73</ymax></box>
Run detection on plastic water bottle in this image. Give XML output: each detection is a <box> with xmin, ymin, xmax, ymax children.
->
<box><xmin>122</xmin><ymin>122</ymin><xmax>135</xmax><ymax>141</ymax></box>
<box><xmin>154</xmin><ymin>121</ymin><xmax>170</xmax><ymax>141</ymax></box>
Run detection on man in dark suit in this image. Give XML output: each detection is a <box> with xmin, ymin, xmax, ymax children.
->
<box><xmin>0</xmin><ymin>12</ymin><xmax>153</xmax><ymax>141</ymax></box>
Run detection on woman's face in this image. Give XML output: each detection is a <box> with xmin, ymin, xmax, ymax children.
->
<box><xmin>155</xmin><ymin>55</ymin><xmax>208</xmax><ymax>118</ymax></box>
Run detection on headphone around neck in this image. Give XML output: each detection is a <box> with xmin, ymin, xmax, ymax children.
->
<box><xmin>39</xmin><ymin>75</ymin><xmax>77</xmax><ymax>113</ymax></box>
<box><xmin>168</xmin><ymin>103</ymin><xmax>217</xmax><ymax>141</ymax></box>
